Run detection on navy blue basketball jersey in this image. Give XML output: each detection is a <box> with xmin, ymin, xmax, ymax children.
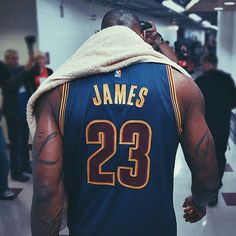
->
<box><xmin>60</xmin><ymin>63</ymin><xmax>182</xmax><ymax>236</ymax></box>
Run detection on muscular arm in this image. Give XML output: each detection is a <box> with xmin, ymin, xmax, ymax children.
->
<box><xmin>31</xmin><ymin>88</ymin><xmax>63</xmax><ymax>236</ymax></box>
<box><xmin>158</xmin><ymin>43</ymin><xmax>178</xmax><ymax>64</ymax></box>
<box><xmin>143</xmin><ymin>23</ymin><xmax>178</xmax><ymax>63</ymax></box>
<box><xmin>174</xmin><ymin>70</ymin><xmax>219</xmax><ymax>219</ymax></box>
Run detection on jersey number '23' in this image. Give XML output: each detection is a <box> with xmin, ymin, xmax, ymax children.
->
<box><xmin>86</xmin><ymin>120</ymin><xmax>152</xmax><ymax>189</ymax></box>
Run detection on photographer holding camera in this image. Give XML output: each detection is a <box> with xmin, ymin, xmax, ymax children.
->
<box><xmin>0</xmin><ymin>50</ymin><xmax>34</xmax><ymax>182</ymax></box>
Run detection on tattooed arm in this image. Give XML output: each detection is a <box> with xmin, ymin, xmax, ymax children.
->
<box><xmin>31</xmin><ymin>87</ymin><xmax>63</xmax><ymax>236</ymax></box>
<box><xmin>174</xmin><ymin>70</ymin><xmax>219</xmax><ymax>223</ymax></box>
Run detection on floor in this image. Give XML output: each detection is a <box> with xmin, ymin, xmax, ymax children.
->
<box><xmin>0</xmin><ymin>139</ymin><xmax>235</xmax><ymax>236</ymax></box>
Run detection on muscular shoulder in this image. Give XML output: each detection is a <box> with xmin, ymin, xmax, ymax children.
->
<box><xmin>172</xmin><ymin>69</ymin><xmax>205</xmax><ymax>124</ymax></box>
<box><xmin>35</xmin><ymin>85</ymin><xmax>63</xmax><ymax>124</ymax></box>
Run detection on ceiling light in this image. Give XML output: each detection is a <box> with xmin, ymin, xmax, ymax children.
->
<box><xmin>188</xmin><ymin>13</ymin><xmax>202</xmax><ymax>22</ymax></box>
<box><xmin>202</xmin><ymin>21</ymin><xmax>218</xmax><ymax>31</ymax></box>
<box><xmin>210</xmin><ymin>25</ymin><xmax>218</xmax><ymax>31</ymax></box>
<box><xmin>162</xmin><ymin>0</ymin><xmax>185</xmax><ymax>13</ymax></box>
<box><xmin>185</xmin><ymin>0</ymin><xmax>200</xmax><ymax>10</ymax></box>
<box><xmin>168</xmin><ymin>25</ymin><xmax>179</xmax><ymax>30</ymax></box>
<box><xmin>202</xmin><ymin>20</ymin><xmax>211</xmax><ymax>27</ymax></box>
<box><xmin>224</xmin><ymin>2</ymin><xmax>235</xmax><ymax>6</ymax></box>
<box><xmin>214</xmin><ymin>7</ymin><xmax>224</xmax><ymax>10</ymax></box>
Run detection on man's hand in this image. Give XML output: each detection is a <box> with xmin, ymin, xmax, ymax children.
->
<box><xmin>182</xmin><ymin>196</ymin><xmax>206</xmax><ymax>223</ymax></box>
<box><xmin>143</xmin><ymin>22</ymin><xmax>178</xmax><ymax>63</ymax></box>
<box><xmin>24</xmin><ymin>58</ymin><xmax>35</xmax><ymax>71</ymax></box>
<box><xmin>143</xmin><ymin>22</ymin><xmax>163</xmax><ymax>50</ymax></box>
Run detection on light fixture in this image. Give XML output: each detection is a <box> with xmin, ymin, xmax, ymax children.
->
<box><xmin>214</xmin><ymin>7</ymin><xmax>224</xmax><ymax>10</ymax></box>
<box><xmin>202</xmin><ymin>20</ymin><xmax>211</xmax><ymax>27</ymax></box>
<box><xmin>202</xmin><ymin>21</ymin><xmax>218</xmax><ymax>31</ymax></box>
<box><xmin>188</xmin><ymin>13</ymin><xmax>202</xmax><ymax>22</ymax></box>
<box><xmin>185</xmin><ymin>0</ymin><xmax>200</xmax><ymax>10</ymax></box>
<box><xmin>162</xmin><ymin>0</ymin><xmax>185</xmax><ymax>13</ymax></box>
<box><xmin>224</xmin><ymin>1</ymin><xmax>235</xmax><ymax>6</ymax></box>
<box><xmin>210</xmin><ymin>25</ymin><xmax>218</xmax><ymax>31</ymax></box>
<box><xmin>168</xmin><ymin>25</ymin><xmax>179</xmax><ymax>30</ymax></box>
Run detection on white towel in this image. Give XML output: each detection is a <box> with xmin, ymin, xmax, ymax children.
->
<box><xmin>27</xmin><ymin>25</ymin><xmax>189</xmax><ymax>136</ymax></box>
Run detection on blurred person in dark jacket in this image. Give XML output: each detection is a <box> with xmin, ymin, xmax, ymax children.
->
<box><xmin>195</xmin><ymin>53</ymin><xmax>236</xmax><ymax>206</ymax></box>
<box><xmin>0</xmin><ymin>50</ymin><xmax>33</xmax><ymax>182</ymax></box>
<box><xmin>0</xmin><ymin>99</ymin><xmax>15</xmax><ymax>199</ymax></box>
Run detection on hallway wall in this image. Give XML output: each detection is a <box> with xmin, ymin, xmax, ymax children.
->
<box><xmin>217</xmin><ymin>11</ymin><xmax>236</xmax><ymax>82</ymax></box>
<box><xmin>36</xmin><ymin>0</ymin><xmax>177</xmax><ymax>70</ymax></box>
<box><xmin>0</xmin><ymin>0</ymin><xmax>38</xmax><ymax>64</ymax></box>
<box><xmin>0</xmin><ymin>0</ymin><xmax>178</xmax><ymax>140</ymax></box>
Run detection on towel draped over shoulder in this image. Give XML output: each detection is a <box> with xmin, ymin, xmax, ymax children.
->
<box><xmin>27</xmin><ymin>25</ymin><xmax>189</xmax><ymax>136</ymax></box>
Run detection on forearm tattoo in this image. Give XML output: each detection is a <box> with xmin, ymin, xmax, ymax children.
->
<box><xmin>33</xmin><ymin>131</ymin><xmax>59</xmax><ymax>165</ymax></box>
<box><xmin>195</xmin><ymin>130</ymin><xmax>210</xmax><ymax>159</ymax></box>
<box><xmin>194</xmin><ymin>129</ymin><xmax>214</xmax><ymax>169</ymax></box>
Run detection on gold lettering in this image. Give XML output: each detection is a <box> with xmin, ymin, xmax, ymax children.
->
<box><xmin>103</xmin><ymin>84</ymin><xmax>113</xmax><ymax>104</ymax></box>
<box><xmin>136</xmin><ymin>87</ymin><xmax>148</xmax><ymax>108</ymax></box>
<box><xmin>115</xmin><ymin>84</ymin><xmax>126</xmax><ymax>104</ymax></box>
<box><xmin>127</xmin><ymin>85</ymin><xmax>137</xmax><ymax>106</ymax></box>
<box><xmin>93</xmin><ymin>85</ymin><xmax>102</xmax><ymax>106</ymax></box>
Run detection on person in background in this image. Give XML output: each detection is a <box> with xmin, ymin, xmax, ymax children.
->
<box><xmin>30</xmin><ymin>51</ymin><xmax>53</xmax><ymax>91</ymax></box>
<box><xmin>0</xmin><ymin>50</ymin><xmax>33</xmax><ymax>182</ymax></box>
<box><xmin>195</xmin><ymin>53</ymin><xmax>236</xmax><ymax>206</ymax></box>
<box><xmin>0</xmin><ymin>115</ymin><xmax>15</xmax><ymax>199</ymax></box>
<box><xmin>0</xmin><ymin>61</ymin><xmax>15</xmax><ymax>199</ymax></box>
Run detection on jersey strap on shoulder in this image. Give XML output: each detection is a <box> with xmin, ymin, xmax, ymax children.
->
<box><xmin>166</xmin><ymin>65</ymin><xmax>182</xmax><ymax>135</ymax></box>
<box><xmin>59</xmin><ymin>83</ymin><xmax>70</xmax><ymax>136</ymax></box>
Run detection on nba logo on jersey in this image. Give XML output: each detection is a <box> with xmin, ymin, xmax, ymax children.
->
<box><xmin>114</xmin><ymin>69</ymin><xmax>122</xmax><ymax>77</ymax></box>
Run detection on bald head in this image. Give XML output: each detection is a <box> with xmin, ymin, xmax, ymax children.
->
<box><xmin>101</xmin><ymin>9</ymin><xmax>142</xmax><ymax>35</ymax></box>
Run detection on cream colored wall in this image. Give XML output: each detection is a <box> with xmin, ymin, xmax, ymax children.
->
<box><xmin>217</xmin><ymin>11</ymin><xmax>236</xmax><ymax>82</ymax></box>
<box><xmin>1</xmin><ymin>0</ymin><xmax>178</xmax><ymax>143</ymax></box>
<box><xmin>0</xmin><ymin>0</ymin><xmax>38</xmax><ymax>141</ymax></box>
<box><xmin>36</xmin><ymin>0</ymin><xmax>177</xmax><ymax>70</ymax></box>
<box><xmin>0</xmin><ymin>0</ymin><xmax>38</xmax><ymax>64</ymax></box>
